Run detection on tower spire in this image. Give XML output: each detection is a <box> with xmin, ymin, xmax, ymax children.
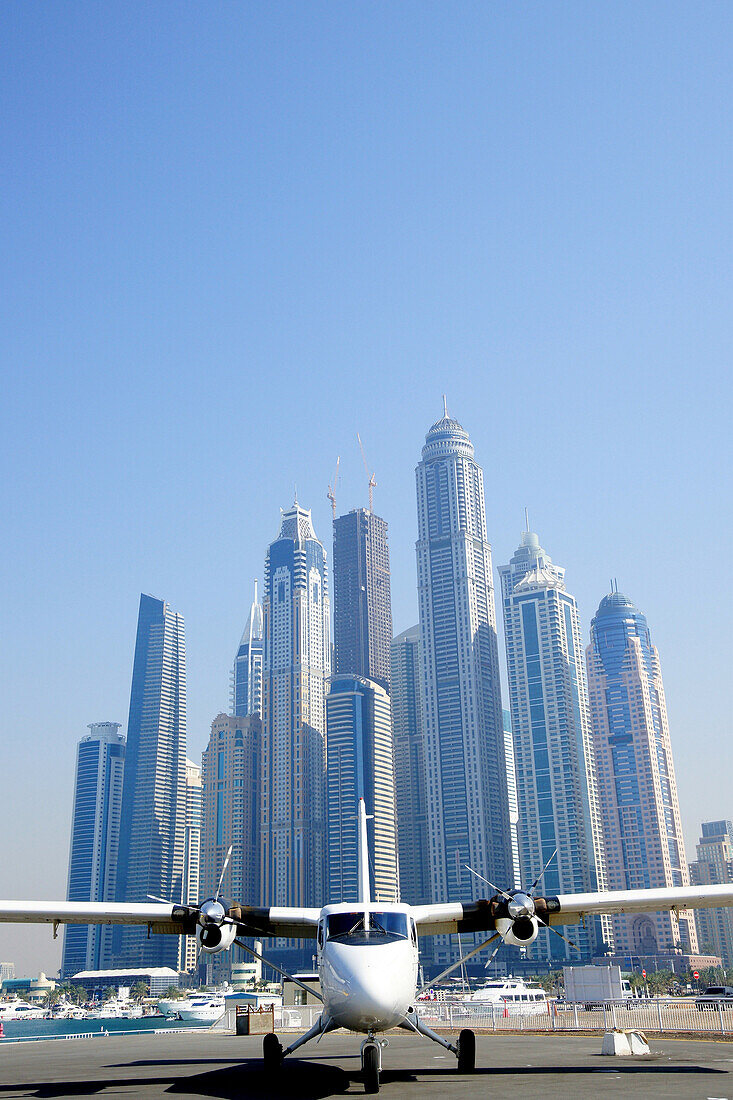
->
<box><xmin>443</xmin><ymin>393</ymin><xmax>448</xmax><ymax>418</ymax></box>
<box><xmin>525</xmin><ymin>507</ymin><xmax>530</xmax><ymax>533</ymax></box>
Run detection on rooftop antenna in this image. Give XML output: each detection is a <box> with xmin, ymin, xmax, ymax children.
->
<box><xmin>327</xmin><ymin>456</ymin><xmax>340</xmax><ymax>521</ymax></box>
<box><xmin>294</xmin><ymin>484</ymin><xmax>298</xmax><ymax>506</ymax></box>
<box><xmin>357</xmin><ymin>432</ymin><xmax>376</xmax><ymax>512</ymax></box>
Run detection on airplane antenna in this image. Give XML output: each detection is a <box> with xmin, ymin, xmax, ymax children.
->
<box><xmin>357</xmin><ymin>433</ymin><xmax>376</xmax><ymax>512</ymax></box>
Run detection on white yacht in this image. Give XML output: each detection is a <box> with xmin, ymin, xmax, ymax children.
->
<box><xmin>176</xmin><ymin>994</ymin><xmax>226</xmax><ymax>1023</ymax></box>
<box><xmin>86</xmin><ymin>998</ymin><xmax>143</xmax><ymax>1019</ymax></box>
<box><xmin>0</xmin><ymin>1000</ymin><xmax>46</xmax><ymax>1021</ymax></box>
<box><xmin>463</xmin><ymin>975</ymin><xmax>550</xmax><ymax>1015</ymax></box>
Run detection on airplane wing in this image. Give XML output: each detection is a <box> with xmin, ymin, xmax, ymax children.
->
<box><xmin>546</xmin><ymin>883</ymin><xmax>733</xmax><ymax>925</ymax></box>
<box><xmin>412</xmin><ymin>883</ymin><xmax>733</xmax><ymax>937</ymax></box>
<box><xmin>0</xmin><ymin>900</ymin><xmax>320</xmax><ymax>939</ymax></box>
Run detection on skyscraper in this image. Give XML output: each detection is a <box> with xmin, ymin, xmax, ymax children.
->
<box><xmin>115</xmin><ymin>594</ymin><xmax>187</xmax><ymax>969</ymax></box>
<box><xmin>232</xmin><ymin>581</ymin><xmax>264</xmax><ymax>717</ymax></box>
<box><xmin>499</xmin><ymin>530</ymin><xmax>609</xmax><ymax>960</ymax></box>
<box><xmin>260</xmin><ymin>502</ymin><xmax>330</xmax><ymax>958</ymax></box>
<box><xmin>415</xmin><ymin>406</ymin><xmax>511</xmax><ymax>961</ymax></box>
<box><xmin>181</xmin><ymin>759</ymin><xmax>202</xmax><ymax>973</ymax></box>
<box><xmin>62</xmin><ymin>723</ymin><xmax>125</xmax><ymax>977</ymax></box>
<box><xmin>689</xmin><ymin>821</ymin><xmax>733</xmax><ymax>967</ymax></box>
<box><xmin>586</xmin><ymin>590</ymin><xmax>697</xmax><ymax>956</ymax></box>
<box><xmin>201</xmin><ymin>713</ymin><xmax>261</xmax><ymax>981</ymax></box>
<box><xmin>326</xmin><ymin>676</ymin><xmax>399</xmax><ymax>904</ymax></box>
<box><xmin>333</xmin><ymin>509</ymin><xmax>392</xmax><ymax>690</ymax></box>
<box><xmin>391</xmin><ymin>625</ymin><xmax>429</xmax><ymax>905</ymax></box>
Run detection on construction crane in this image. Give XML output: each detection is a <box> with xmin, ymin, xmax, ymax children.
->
<box><xmin>327</xmin><ymin>455</ymin><xmax>340</xmax><ymax>520</ymax></box>
<box><xmin>357</xmin><ymin>433</ymin><xmax>377</xmax><ymax>512</ymax></box>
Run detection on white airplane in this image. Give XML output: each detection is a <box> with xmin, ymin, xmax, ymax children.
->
<box><xmin>3</xmin><ymin>799</ymin><xmax>733</xmax><ymax>1095</ymax></box>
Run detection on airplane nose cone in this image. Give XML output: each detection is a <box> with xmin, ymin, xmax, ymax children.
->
<box><xmin>324</xmin><ymin>943</ymin><xmax>414</xmax><ymax>1031</ymax></box>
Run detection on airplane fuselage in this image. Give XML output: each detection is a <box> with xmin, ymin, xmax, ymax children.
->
<box><xmin>317</xmin><ymin>903</ymin><xmax>419</xmax><ymax>1032</ymax></box>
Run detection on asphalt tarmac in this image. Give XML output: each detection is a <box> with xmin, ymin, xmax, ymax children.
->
<box><xmin>0</xmin><ymin>1030</ymin><xmax>732</xmax><ymax>1099</ymax></box>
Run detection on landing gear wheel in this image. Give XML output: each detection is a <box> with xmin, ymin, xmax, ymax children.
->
<box><xmin>363</xmin><ymin>1043</ymin><xmax>380</xmax><ymax>1094</ymax></box>
<box><xmin>457</xmin><ymin>1028</ymin><xmax>475</xmax><ymax>1073</ymax></box>
<box><xmin>263</xmin><ymin>1032</ymin><xmax>283</xmax><ymax>1068</ymax></box>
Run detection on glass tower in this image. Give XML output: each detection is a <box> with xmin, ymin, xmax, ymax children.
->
<box><xmin>333</xmin><ymin>509</ymin><xmax>392</xmax><ymax>690</ymax></box>
<box><xmin>115</xmin><ymin>594</ymin><xmax>187</xmax><ymax>969</ymax></box>
<box><xmin>689</xmin><ymin>821</ymin><xmax>733</xmax><ymax>967</ymax></box>
<box><xmin>415</xmin><ymin>407</ymin><xmax>511</xmax><ymax>962</ymax></box>
<box><xmin>62</xmin><ymin>723</ymin><xmax>125</xmax><ymax>977</ymax></box>
<box><xmin>326</xmin><ymin>676</ymin><xmax>398</xmax><ymax>904</ymax></box>
<box><xmin>231</xmin><ymin>580</ymin><xmax>264</xmax><ymax>717</ymax></box>
<box><xmin>260</xmin><ymin>502</ymin><xmax>330</xmax><ymax>964</ymax></box>
<box><xmin>499</xmin><ymin>530</ymin><xmax>609</xmax><ymax>960</ymax></box>
<box><xmin>391</xmin><ymin>625</ymin><xmax>429</xmax><ymax>906</ymax></box>
<box><xmin>586</xmin><ymin>590</ymin><xmax>697</xmax><ymax>956</ymax></box>
<box><xmin>201</xmin><ymin>712</ymin><xmax>261</xmax><ymax>982</ymax></box>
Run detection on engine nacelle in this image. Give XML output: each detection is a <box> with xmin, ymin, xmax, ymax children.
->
<box><xmin>495</xmin><ymin>914</ymin><xmax>539</xmax><ymax>948</ymax></box>
<box><xmin>196</xmin><ymin>919</ymin><xmax>238</xmax><ymax>954</ymax></box>
<box><xmin>195</xmin><ymin>897</ymin><xmax>238</xmax><ymax>954</ymax></box>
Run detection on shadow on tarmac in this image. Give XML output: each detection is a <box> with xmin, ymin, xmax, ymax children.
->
<box><xmin>0</xmin><ymin>1056</ymin><xmax>726</xmax><ymax>1099</ymax></box>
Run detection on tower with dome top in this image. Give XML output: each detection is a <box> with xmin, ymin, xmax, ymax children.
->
<box><xmin>499</xmin><ymin>527</ymin><xmax>611</xmax><ymax>961</ymax></box>
<box><xmin>415</xmin><ymin>403</ymin><xmax>511</xmax><ymax>963</ymax></box>
<box><xmin>586</xmin><ymin>588</ymin><xmax>697</xmax><ymax>957</ymax></box>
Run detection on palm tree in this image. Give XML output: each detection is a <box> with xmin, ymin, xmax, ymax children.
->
<box><xmin>130</xmin><ymin>980</ymin><xmax>149</xmax><ymax>1003</ymax></box>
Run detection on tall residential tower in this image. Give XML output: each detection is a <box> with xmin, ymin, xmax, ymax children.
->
<box><xmin>62</xmin><ymin>723</ymin><xmax>126</xmax><ymax>977</ymax></box>
<box><xmin>332</xmin><ymin>509</ymin><xmax>392</xmax><ymax>689</ymax></box>
<box><xmin>415</xmin><ymin>407</ymin><xmax>511</xmax><ymax>961</ymax></box>
<box><xmin>391</xmin><ymin>626</ymin><xmax>429</xmax><ymax>906</ymax></box>
<box><xmin>260</xmin><ymin>502</ymin><xmax>330</xmax><ymax>960</ymax></box>
<box><xmin>499</xmin><ymin>529</ymin><xmax>609</xmax><ymax>960</ymax></box>
<box><xmin>326</xmin><ymin>676</ymin><xmax>399</xmax><ymax>904</ymax></box>
<box><xmin>115</xmin><ymin>594</ymin><xmax>187</xmax><ymax>969</ymax></box>
<box><xmin>586</xmin><ymin>590</ymin><xmax>697</xmax><ymax>956</ymax></box>
<box><xmin>232</xmin><ymin>581</ymin><xmax>264</xmax><ymax>717</ymax></box>
<box><xmin>689</xmin><ymin>821</ymin><xmax>733</xmax><ymax>967</ymax></box>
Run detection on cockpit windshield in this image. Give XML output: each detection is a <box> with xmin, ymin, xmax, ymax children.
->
<box><xmin>326</xmin><ymin>911</ymin><xmax>409</xmax><ymax>944</ymax></box>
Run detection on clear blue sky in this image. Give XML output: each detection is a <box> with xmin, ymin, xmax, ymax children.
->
<box><xmin>1</xmin><ymin>1</ymin><xmax>731</xmax><ymax>976</ymax></box>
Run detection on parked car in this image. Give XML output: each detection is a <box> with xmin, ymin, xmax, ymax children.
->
<box><xmin>695</xmin><ymin>986</ymin><xmax>733</xmax><ymax>1011</ymax></box>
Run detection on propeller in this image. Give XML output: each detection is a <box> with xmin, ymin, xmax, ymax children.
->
<box><xmin>465</xmin><ymin>849</ymin><xmax>580</xmax><ymax>956</ymax></box>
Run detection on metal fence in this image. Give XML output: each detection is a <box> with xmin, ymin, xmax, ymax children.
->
<box><xmin>272</xmin><ymin>999</ymin><xmax>733</xmax><ymax>1036</ymax></box>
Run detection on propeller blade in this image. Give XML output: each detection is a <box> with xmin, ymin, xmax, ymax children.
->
<box><xmin>536</xmin><ymin>915</ymin><xmax>579</xmax><ymax>952</ymax></box>
<box><xmin>215</xmin><ymin>845</ymin><xmax>234</xmax><ymax>903</ymax></box>
<box><xmin>147</xmin><ymin>894</ymin><xmax>172</xmax><ymax>905</ymax></box>
<box><xmin>464</xmin><ymin>865</ymin><xmax>513</xmax><ymax>901</ymax></box>
<box><xmin>483</xmin><ymin>938</ymin><xmax>502</xmax><ymax>970</ymax></box>
<box><xmin>528</xmin><ymin>848</ymin><xmax>557</xmax><ymax>896</ymax></box>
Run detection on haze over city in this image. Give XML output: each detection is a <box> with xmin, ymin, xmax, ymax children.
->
<box><xmin>1</xmin><ymin>1</ymin><xmax>731</xmax><ymax>977</ymax></box>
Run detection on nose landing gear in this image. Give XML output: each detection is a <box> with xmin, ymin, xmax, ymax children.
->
<box><xmin>361</xmin><ymin>1031</ymin><xmax>387</xmax><ymax>1094</ymax></box>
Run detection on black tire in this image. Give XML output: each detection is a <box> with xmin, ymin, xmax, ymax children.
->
<box><xmin>263</xmin><ymin>1032</ymin><xmax>283</xmax><ymax>1068</ymax></box>
<box><xmin>457</xmin><ymin>1028</ymin><xmax>475</xmax><ymax>1073</ymax></box>
<box><xmin>363</xmin><ymin>1043</ymin><xmax>380</xmax><ymax>1094</ymax></box>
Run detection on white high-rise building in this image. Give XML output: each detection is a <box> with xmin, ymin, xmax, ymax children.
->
<box><xmin>499</xmin><ymin>529</ymin><xmax>610</xmax><ymax>961</ymax></box>
<box><xmin>62</xmin><ymin>723</ymin><xmax>126</xmax><ymax>976</ymax></box>
<box><xmin>415</xmin><ymin>406</ymin><xmax>511</xmax><ymax>963</ymax></box>
<box><xmin>326</xmin><ymin>675</ymin><xmax>399</xmax><ymax>905</ymax></box>
<box><xmin>181</xmin><ymin>759</ymin><xmax>202</xmax><ymax>973</ymax></box>
<box><xmin>261</xmin><ymin>502</ymin><xmax>330</xmax><ymax>965</ymax></box>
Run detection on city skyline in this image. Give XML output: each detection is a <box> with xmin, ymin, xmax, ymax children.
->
<box><xmin>2</xmin><ymin>1</ymin><xmax>731</xmax><ymax>975</ymax></box>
